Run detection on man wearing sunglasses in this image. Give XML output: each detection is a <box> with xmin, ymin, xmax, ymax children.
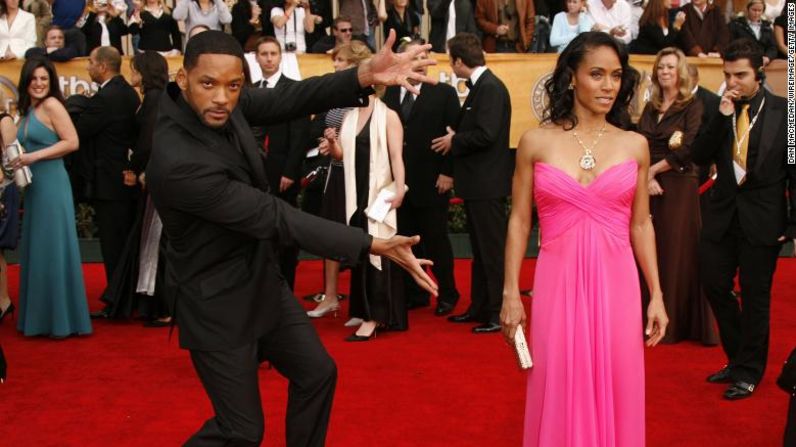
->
<box><xmin>310</xmin><ymin>15</ymin><xmax>372</xmax><ymax>53</ymax></box>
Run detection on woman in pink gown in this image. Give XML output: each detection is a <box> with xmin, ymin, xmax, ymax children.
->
<box><xmin>501</xmin><ymin>32</ymin><xmax>670</xmax><ymax>447</ymax></box>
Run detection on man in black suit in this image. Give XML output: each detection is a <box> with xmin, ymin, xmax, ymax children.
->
<box><xmin>76</xmin><ymin>46</ymin><xmax>141</xmax><ymax>299</ymax></box>
<box><xmin>693</xmin><ymin>39</ymin><xmax>796</xmax><ymax>400</ymax></box>
<box><xmin>384</xmin><ymin>39</ymin><xmax>461</xmax><ymax>316</ymax></box>
<box><xmin>250</xmin><ymin>36</ymin><xmax>310</xmax><ymax>289</ymax></box>
<box><xmin>427</xmin><ymin>0</ymin><xmax>478</xmax><ymax>54</ymax></box>
<box><xmin>687</xmin><ymin>63</ymin><xmax>720</xmax><ymax>194</ymax></box>
<box><xmin>433</xmin><ymin>33</ymin><xmax>512</xmax><ymax>333</ymax></box>
<box><xmin>146</xmin><ymin>30</ymin><xmax>437</xmax><ymax>446</ymax></box>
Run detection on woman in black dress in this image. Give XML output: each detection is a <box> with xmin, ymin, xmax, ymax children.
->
<box><xmin>728</xmin><ymin>0</ymin><xmax>777</xmax><ymax>66</ymax></box>
<box><xmin>129</xmin><ymin>0</ymin><xmax>182</xmax><ymax>55</ymax></box>
<box><xmin>637</xmin><ymin>47</ymin><xmax>717</xmax><ymax>344</ymax></box>
<box><xmin>383</xmin><ymin>0</ymin><xmax>419</xmax><ymax>51</ymax></box>
<box><xmin>0</xmin><ymin>112</ymin><xmax>19</xmax><ymax>324</ymax></box>
<box><xmin>103</xmin><ymin>51</ymin><xmax>171</xmax><ymax>326</ymax></box>
<box><xmin>323</xmin><ymin>40</ymin><xmax>408</xmax><ymax>341</ymax></box>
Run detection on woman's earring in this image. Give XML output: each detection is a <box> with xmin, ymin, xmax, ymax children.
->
<box><xmin>568</xmin><ymin>83</ymin><xmax>574</xmax><ymax>90</ymax></box>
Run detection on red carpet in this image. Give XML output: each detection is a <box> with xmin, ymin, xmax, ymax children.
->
<box><xmin>0</xmin><ymin>259</ymin><xmax>793</xmax><ymax>446</ymax></box>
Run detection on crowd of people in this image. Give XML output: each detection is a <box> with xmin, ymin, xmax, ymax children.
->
<box><xmin>0</xmin><ymin>0</ymin><xmax>790</xmax><ymax>62</ymax></box>
<box><xmin>0</xmin><ymin>0</ymin><xmax>792</xmax><ymax>445</ymax></box>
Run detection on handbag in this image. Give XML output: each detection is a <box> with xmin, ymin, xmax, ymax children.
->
<box><xmin>777</xmin><ymin>348</ymin><xmax>796</xmax><ymax>395</ymax></box>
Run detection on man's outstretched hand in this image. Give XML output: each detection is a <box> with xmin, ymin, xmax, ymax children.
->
<box><xmin>357</xmin><ymin>30</ymin><xmax>437</xmax><ymax>95</ymax></box>
<box><xmin>371</xmin><ymin>235</ymin><xmax>438</xmax><ymax>296</ymax></box>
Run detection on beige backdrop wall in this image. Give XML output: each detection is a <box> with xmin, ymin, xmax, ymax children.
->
<box><xmin>0</xmin><ymin>54</ymin><xmax>742</xmax><ymax>146</ymax></box>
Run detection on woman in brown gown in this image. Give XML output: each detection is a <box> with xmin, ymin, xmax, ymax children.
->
<box><xmin>638</xmin><ymin>47</ymin><xmax>717</xmax><ymax>344</ymax></box>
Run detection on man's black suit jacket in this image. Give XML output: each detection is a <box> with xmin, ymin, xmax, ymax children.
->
<box><xmin>451</xmin><ymin>68</ymin><xmax>513</xmax><ymax>200</ymax></box>
<box><xmin>383</xmin><ymin>83</ymin><xmax>459</xmax><ymax>207</ymax></box>
<box><xmin>692</xmin><ymin>89</ymin><xmax>796</xmax><ymax>246</ymax></box>
<box><xmin>252</xmin><ymin>75</ymin><xmax>310</xmax><ymax>195</ymax></box>
<box><xmin>75</xmin><ymin>75</ymin><xmax>141</xmax><ymax>201</ymax></box>
<box><xmin>147</xmin><ymin>70</ymin><xmax>373</xmax><ymax>351</ymax></box>
<box><xmin>695</xmin><ymin>85</ymin><xmax>720</xmax><ymax>184</ymax></box>
<box><xmin>428</xmin><ymin>0</ymin><xmax>478</xmax><ymax>53</ymax></box>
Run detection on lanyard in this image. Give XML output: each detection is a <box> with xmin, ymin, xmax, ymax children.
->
<box><xmin>731</xmin><ymin>96</ymin><xmax>765</xmax><ymax>158</ymax></box>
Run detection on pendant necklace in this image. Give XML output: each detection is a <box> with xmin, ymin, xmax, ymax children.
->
<box><xmin>572</xmin><ymin>122</ymin><xmax>607</xmax><ymax>171</ymax></box>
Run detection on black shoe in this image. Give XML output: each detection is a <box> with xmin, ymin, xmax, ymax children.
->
<box><xmin>723</xmin><ymin>381</ymin><xmax>755</xmax><ymax>400</ymax></box>
<box><xmin>447</xmin><ymin>312</ymin><xmax>477</xmax><ymax>323</ymax></box>
<box><xmin>0</xmin><ymin>345</ymin><xmax>6</xmax><ymax>383</ymax></box>
<box><xmin>143</xmin><ymin>319</ymin><xmax>171</xmax><ymax>328</ymax></box>
<box><xmin>434</xmin><ymin>301</ymin><xmax>456</xmax><ymax>317</ymax></box>
<box><xmin>706</xmin><ymin>366</ymin><xmax>733</xmax><ymax>384</ymax></box>
<box><xmin>472</xmin><ymin>322</ymin><xmax>501</xmax><ymax>334</ymax></box>
<box><xmin>344</xmin><ymin>328</ymin><xmax>377</xmax><ymax>342</ymax></box>
<box><xmin>90</xmin><ymin>309</ymin><xmax>110</xmax><ymax>319</ymax></box>
<box><xmin>407</xmin><ymin>300</ymin><xmax>430</xmax><ymax>310</ymax></box>
<box><xmin>0</xmin><ymin>302</ymin><xmax>14</xmax><ymax>323</ymax></box>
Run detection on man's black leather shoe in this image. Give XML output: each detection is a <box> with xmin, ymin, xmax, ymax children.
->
<box><xmin>434</xmin><ymin>301</ymin><xmax>456</xmax><ymax>317</ymax></box>
<box><xmin>447</xmin><ymin>312</ymin><xmax>477</xmax><ymax>323</ymax></box>
<box><xmin>472</xmin><ymin>322</ymin><xmax>501</xmax><ymax>333</ymax></box>
<box><xmin>723</xmin><ymin>381</ymin><xmax>755</xmax><ymax>400</ymax></box>
<box><xmin>706</xmin><ymin>366</ymin><xmax>732</xmax><ymax>383</ymax></box>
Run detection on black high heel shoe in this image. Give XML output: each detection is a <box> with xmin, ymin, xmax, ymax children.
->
<box><xmin>0</xmin><ymin>302</ymin><xmax>15</xmax><ymax>323</ymax></box>
<box><xmin>0</xmin><ymin>345</ymin><xmax>7</xmax><ymax>383</ymax></box>
<box><xmin>344</xmin><ymin>325</ymin><xmax>379</xmax><ymax>342</ymax></box>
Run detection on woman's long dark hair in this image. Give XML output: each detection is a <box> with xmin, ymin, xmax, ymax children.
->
<box><xmin>131</xmin><ymin>51</ymin><xmax>169</xmax><ymax>92</ymax></box>
<box><xmin>17</xmin><ymin>57</ymin><xmax>66</xmax><ymax>115</ymax></box>
<box><xmin>543</xmin><ymin>32</ymin><xmax>639</xmax><ymax>130</ymax></box>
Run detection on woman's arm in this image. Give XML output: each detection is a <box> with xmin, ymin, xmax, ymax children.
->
<box><xmin>216</xmin><ymin>0</ymin><xmax>233</xmax><ymax>25</ymax></box>
<box><xmin>17</xmin><ymin>99</ymin><xmax>79</xmax><ymax>166</ymax></box>
<box><xmin>0</xmin><ymin>114</ymin><xmax>16</xmax><ymax>148</ymax></box>
<box><xmin>500</xmin><ymin>130</ymin><xmax>535</xmax><ymax>343</ymax></box>
<box><xmin>549</xmin><ymin>13</ymin><xmax>571</xmax><ymax>48</ymax></box>
<box><xmin>172</xmin><ymin>0</ymin><xmax>189</xmax><ymax>21</ymax></box>
<box><xmin>271</xmin><ymin>5</ymin><xmax>292</xmax><ymax>29</ymax></box>
<box><xmin>628</xmin><ymin>132</ymin><xmax>668</xmax><ymax>346</ymax></box>
<box><xmin>385</xmin><ymin>109</ymin><xmax>405</xmax><ymax>209</ymax></box>
<box><xmin>303</xmin><ymin>2</ymin><xmax>316</xmax><ymax>34</ymax></box>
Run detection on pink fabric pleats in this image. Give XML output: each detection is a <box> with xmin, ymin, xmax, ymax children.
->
<box><xmin>524</xmin><ymin>160</ymin><xmax>645</xmax><ymax>447</ymax></box>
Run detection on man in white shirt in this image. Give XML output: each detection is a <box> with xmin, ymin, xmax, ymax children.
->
<box><xmin>587</xmin><ymin>0</ymin><xmax>632</xmax><ymax>44</ymax></box>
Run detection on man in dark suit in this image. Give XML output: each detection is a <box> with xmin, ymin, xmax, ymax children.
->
<box><xmin>384</xmin><ymin>39</ymin><xmax>461</xmax><ymax>316</ymax></box>
<box><xmin>250</xmin><ymin>36</ymin><xmax>310</xmax><ymax>289</ymax></box>
<box><xmin>433</xmin><ymin>33</ymin><xmax>512</xmax><ymax>333</ymax></box>
<box><xmin>428</xmin><ymin>0</ymin><xmax>478</xmax><ymax>54</ymax></box>
<box><xmin>693</xmin><ymin>39</ymin><xmax>796</xmax><ymax>400</ymax></box>
<box><xmin>76</xmin><ymin>46</ymin><xmax>141</xmax><ymax>301</ymax></box>
<box><xmin>146</xmin><ymin>30</ymin><xmax>437</xmax><ymax>446</ymax></box>
<box><xmin>687</xmin><ymin>63</ymin><xmax>719</xmax><ymax>187</ymax></box>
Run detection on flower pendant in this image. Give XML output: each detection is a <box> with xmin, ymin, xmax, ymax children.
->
<box><xmin>579</xmin><ymin>153</ymin><xmax>596</xmax><ymax>170</ymax></box>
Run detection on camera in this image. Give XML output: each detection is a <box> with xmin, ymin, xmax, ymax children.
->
<box><xmin>285</xmin><ymin>42</ymin><xmax>297</xmax><ymax>52</ymax></box>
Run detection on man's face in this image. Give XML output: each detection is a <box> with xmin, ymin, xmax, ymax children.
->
<box><xmin>87</xmin><ymin>49</ymin><xmax>103</xmax><ymax>83</ymax></box>
<box><xmin>177</xmin><ymin>54</ymin><xmax>245</xmax><ymax>128</ymax></box>
<box><xmin>255</xmin><ymin>41</ymin><xmax>282</xmax><ymax>77</ymax></box>
<box><xmin>406</xmin><ymin>44</ymin><xmax>428</xmax><ymax>86</ymax></box>
<box><xmin>45</xmin><ymin>29</ymin><xmax>65</xmax><ymax>49</ymax></box>
<box><xmin>723</xmin><ymin>58</ymin><xmax>760</xmax><ymax>100</ymax></box>
<box><xmin>333</xmin><ymin>21</ymin><xmax>353</xmax><ymax>44</ymax></box>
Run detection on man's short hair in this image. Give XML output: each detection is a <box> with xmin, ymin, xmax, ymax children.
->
<box><xmin>45</xmin><ymin>25</ymin><xmax>64</xmax><ymax>39</ymax></box>
<box><xmin>447</xmin><ymin>33</ymin><xmax>485</xmax><ymax>68</ymax></box>
<box><xmin>94</xmin><ymin>46</ymin><xmax>122</xmax><ymax>73</ymax></box>
<box><xmin>722</xmin><ymin>38</ymin><xmax>765</xmax><ymax>79</ymax></box>
<box><xmin>333</xmin><ymin>16</ymin><xmax>352</xmax><ymax>30</ymax></box>
<box><xmin>255</xmin><ymin>36</ymin><xmax>281</xmax><ymax>54</ymax></box>
<box><xmin>183</xmin><ymin>30</ymin><xmax>245</xmax><ymax>71</ymax></box>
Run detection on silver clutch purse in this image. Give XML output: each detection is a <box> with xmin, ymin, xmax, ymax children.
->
<box><xmin>514</xmin><ymin>328</ymin><xmax>533</xmax><ymax>370</ymax></box>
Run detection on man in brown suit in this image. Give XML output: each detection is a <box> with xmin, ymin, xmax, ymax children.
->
<box><xmin>475</xmin><ymin>0</ymin><xmax>535</xmax><ymax>52</ymax></box>
<box><xmin>678</xmin><ymin>0</ymin><xmax>730</xmax><ymax>57</ymax></box>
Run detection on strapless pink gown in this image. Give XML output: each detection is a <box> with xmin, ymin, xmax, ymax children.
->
<box><xmin>523</xmin><ymin>159</ymin><xmax>645</xmax><ymax>447</ymax></box>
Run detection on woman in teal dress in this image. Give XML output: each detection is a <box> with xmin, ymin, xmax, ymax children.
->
<box><xmin>10</xmin><ymin>57</ymin><xmax>91</xmax><ymax>338</ymax></box>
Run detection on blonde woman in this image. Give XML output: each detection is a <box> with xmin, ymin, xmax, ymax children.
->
<box><xmin>129</xmin><ymin>0</ymin><xmax>182</xmax><ymax>55</ymax></box>
<box><xmin>637</xmin><ymin>47</ymin><xmax>716</xmax><ymax>344</ymax></box>
<box><xmin>322</xmin><ymin>40</ymin><xmax>407</xmax><ymax>341</ymax></box>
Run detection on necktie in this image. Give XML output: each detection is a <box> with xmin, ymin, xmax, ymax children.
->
<box><xmin>260</xmin><ymin>79</ymin><xmax>269</xmax><ymax>88</ymax></box>
<box><xmin>400</xmin><ymin>91</ymin><xmax>414</xmax><ymax>121</ymax></box>
<box><xmin>734</xmin><ymin>104</ymin><xmax>750</xmax><ymax>170</ymax></box>
<box><xmin>465</xmin><ymin>79</ymin><xmax>473</xmax><ymax>90</ymax></box>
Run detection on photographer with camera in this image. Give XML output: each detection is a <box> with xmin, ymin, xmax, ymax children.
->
<box><xmin>271</xmin><ymin>0</ymin><xmax>321</xmax><ymax>54</ymax></box>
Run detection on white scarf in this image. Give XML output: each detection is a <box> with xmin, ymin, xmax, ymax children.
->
<box><xmin>341</xmin><ymin>98</ymin><xmax>397</xmax><ymax>269</ymax></box>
